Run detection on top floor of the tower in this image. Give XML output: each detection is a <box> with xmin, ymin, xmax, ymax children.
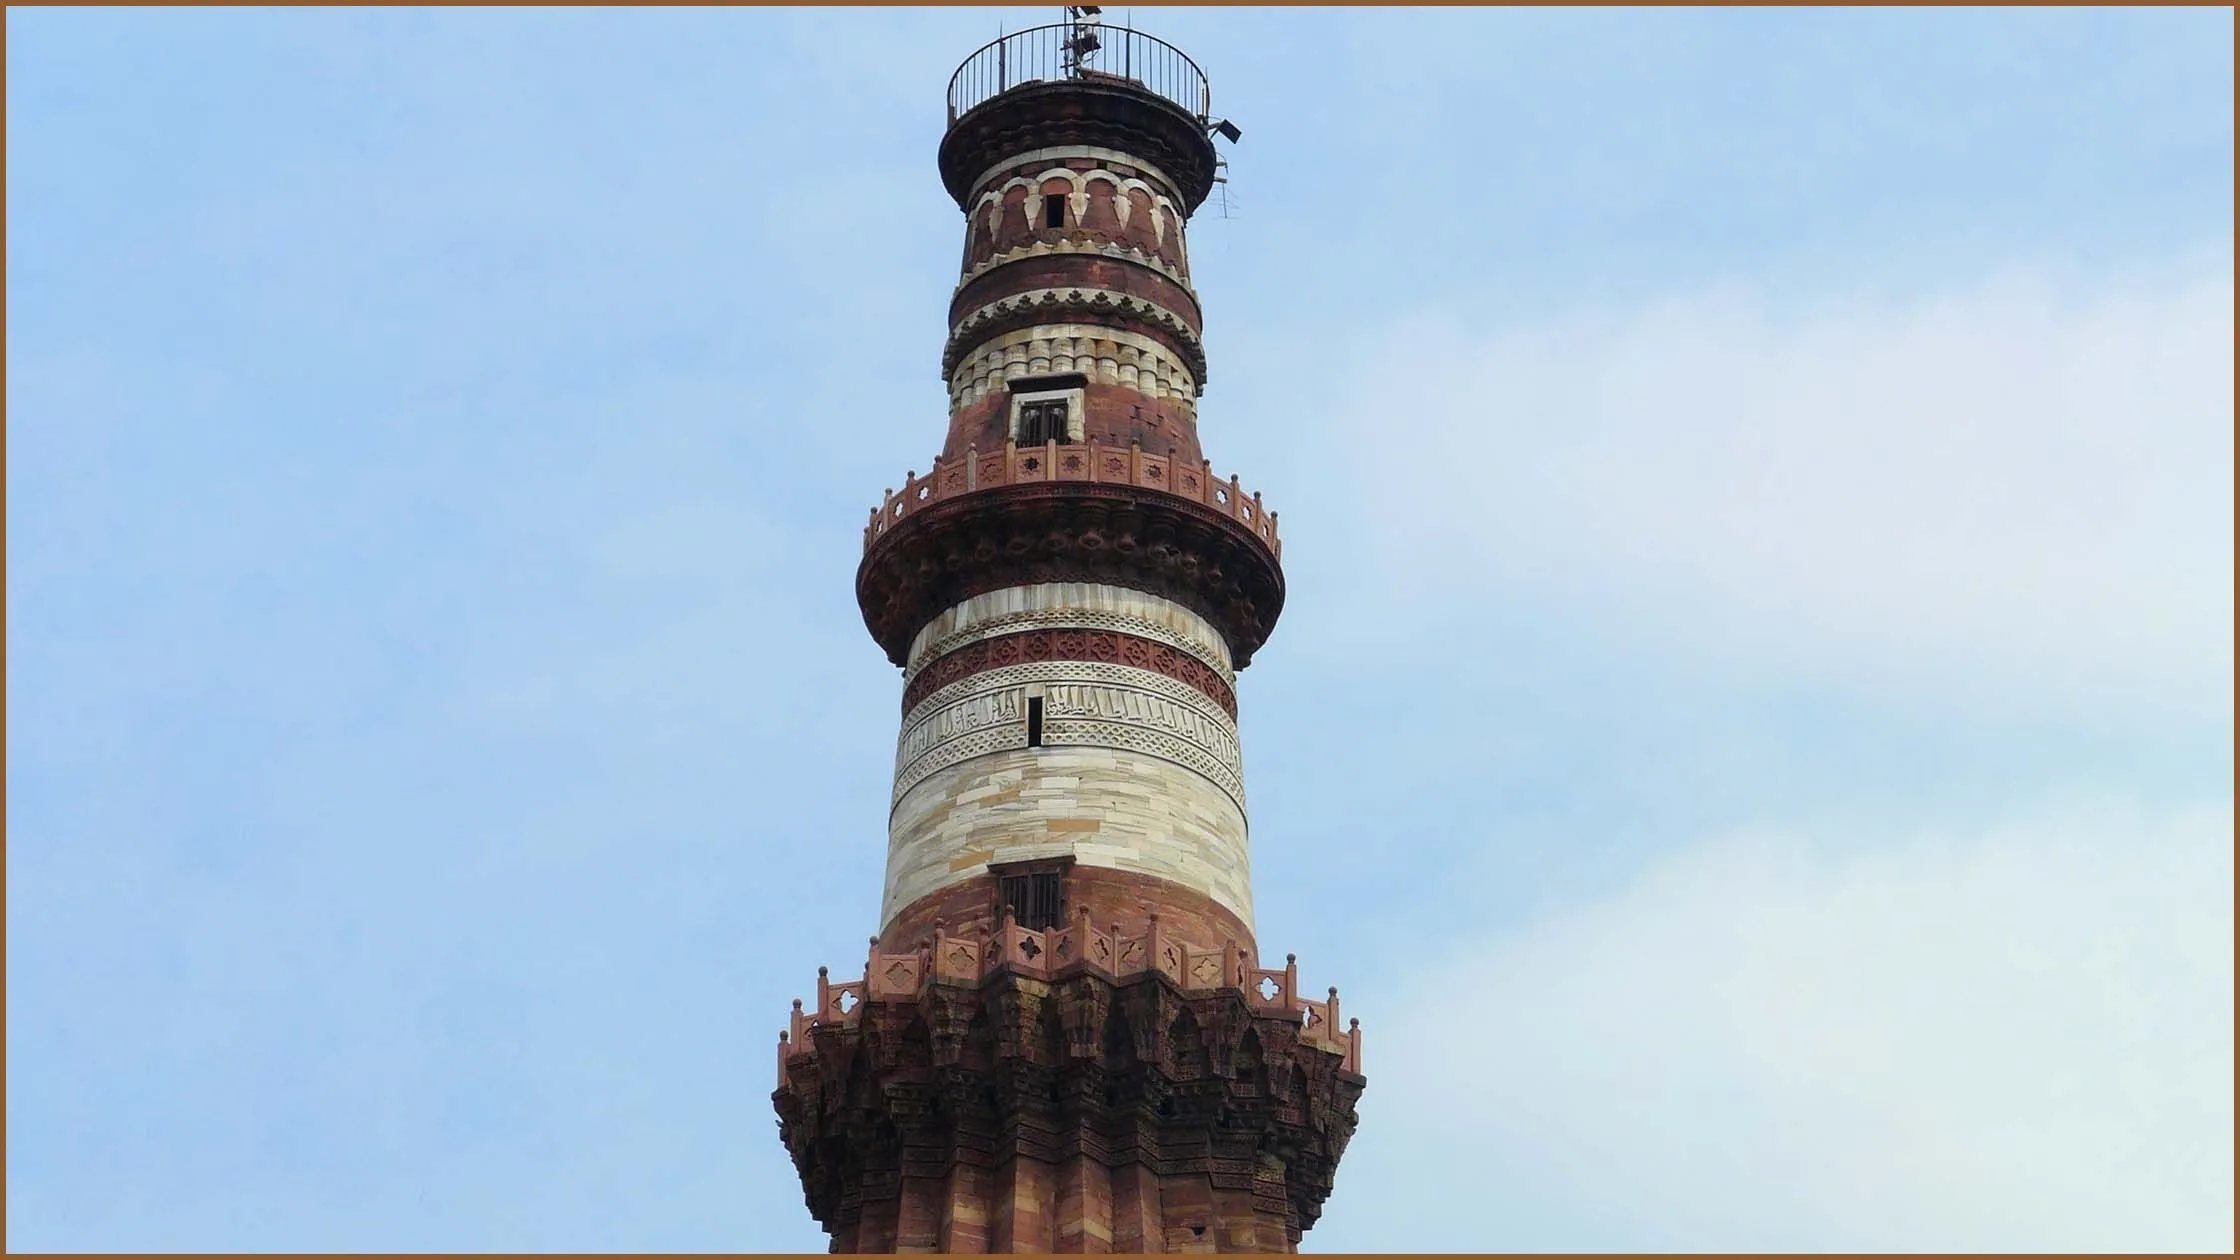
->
<box><xmin>936</xmin><ymin>15</ymin><xmax>1228</xmax><ymax>219</ymax></box>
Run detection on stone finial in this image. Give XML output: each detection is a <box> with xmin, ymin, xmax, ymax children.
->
<box><xmin>792</xmin><ymin>998</ymin><xmax>804</xmax><ymax>1012</ymax></box>
<box><xmin>818</xmin><ymin>965</ymin><xmax>829</xmax><ymax>977</ymax></box>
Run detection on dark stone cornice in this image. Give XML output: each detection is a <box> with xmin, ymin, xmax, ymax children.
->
<box><xmin>856</xmin><ymin>481</ymin><xmax>1285</xmax><ymax>670</ymax></box>
<box><xmin>939</xmin><ymin>80</ymin><xmax>1220</xmax><ymax>214</ymax></box>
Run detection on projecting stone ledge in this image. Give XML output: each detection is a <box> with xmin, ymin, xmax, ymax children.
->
<box><xmin>772</xmin><ymin>919</ymin><xmax>1362</xmax><ymax>1253</ymax></box>
<box><xmin>857</xmin><ymin>442</ymin><xmax>1285</xmax><ymax>671</ymax></box>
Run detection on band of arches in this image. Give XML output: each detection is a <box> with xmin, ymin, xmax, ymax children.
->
<box><xmin>966</xmin><ymin>166</ymin><xmax>1190</xmax><ymax>275</ymax></box>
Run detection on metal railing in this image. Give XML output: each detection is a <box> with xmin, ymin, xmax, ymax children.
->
<box><xmin>947</xmin><ymin>22</ymin><xmax>1211</xmax><ymax>125</ymax></box>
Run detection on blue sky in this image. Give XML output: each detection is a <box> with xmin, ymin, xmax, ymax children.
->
<box><xmin>7</xmin><ymin>6</ymin><xmax>2231</xmax><ymax>1252</ymax></box>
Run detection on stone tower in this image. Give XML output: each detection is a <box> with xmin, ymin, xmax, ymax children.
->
<box><xmin>773</xmin><ymin>12</ymin><xmax>1364</xmax><ymax>1252</ymax></box>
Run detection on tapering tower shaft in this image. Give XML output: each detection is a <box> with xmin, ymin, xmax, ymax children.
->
<box><xmin>775</xmin><ymin>18</ymin><xmax>1362</xmax><ymax>1253</ymax></box>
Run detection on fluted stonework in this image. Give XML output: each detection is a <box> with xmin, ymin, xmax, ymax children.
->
<box><xmin>774</xmin><ymin>21</ymin><xmax>1361</xmax><ymax>1252</ymax></box>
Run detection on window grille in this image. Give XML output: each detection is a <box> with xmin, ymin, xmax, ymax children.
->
<box><xmin>999</xmin><ymin>871</ymin><xmax>1066</xmax><ymax>931</ymax></box>
<box><xmin>1018</xmin><ymin>399</ymin><xmax>1072</xmax><ymax>446</ymax></box>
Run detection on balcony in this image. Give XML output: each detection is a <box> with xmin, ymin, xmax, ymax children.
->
<box><xmin>865</xmin><ymin>438</ymin><xmax>1280</xmax><ymax>558</ymax></box>
<box><xmin>947</xmin><ymin>22</ymin><xmax>1212</xmax><ymax>126</ymax></box>
<box><xmin>778</xmin><ymin>912</ymin><xmax>1362</xmax><ymax>1086</ymax></box>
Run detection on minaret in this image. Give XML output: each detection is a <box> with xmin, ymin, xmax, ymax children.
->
<box><xmin>773</xmin><ymin>12</ymin><xmax>1364</xmax><ymax>1252</ymax></box>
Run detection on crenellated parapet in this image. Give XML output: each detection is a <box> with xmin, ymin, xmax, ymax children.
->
<box><xmin>856</xmin><ymin>440</ymin><xmax>1285</xmax><ymax>672</ymax></box>
<box><xmin>779</xmin><ymin>913</ymin><xmax>1362</xmax><ymax>1086</ymax></box>
<box><xmin>865</xmin><ymin>440</ymin><xmax>1279</xmax><ymax>557</ymax></box>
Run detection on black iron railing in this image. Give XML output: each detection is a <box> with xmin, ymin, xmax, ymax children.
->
<box><xmin>946</xmin><ymin>22</ymin><xmax>1211</xmax><ymax>125</ymax></box>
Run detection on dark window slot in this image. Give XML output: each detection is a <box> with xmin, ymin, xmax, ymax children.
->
<box><xmin>1026</xmin><ymin>696</ymin><xmax>1044</xmax><ymax>747</ymax></box>
<box><xmin>999</xmin><ymin>870</ymin><xmax>1066</xmax><ymax>931</ymax></box>
<box><xmin>1044</xmin><ymin>195</ymin><xmax>1066</xmax><ymax>229</ymax></box>
<box><xmin>1018</xmin><ymin>399</ymin><xmax>1072</xmax><ymax>446</ymax></box>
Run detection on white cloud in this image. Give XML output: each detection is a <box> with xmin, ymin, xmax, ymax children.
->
<box><xmin>1338</xmin><ymin>257</ymin><xmax>2234</xmax><ymax>722</ymax></box>
<box><xmin>1346</xmin><ymin>797</ymin><xmax>2232</xmax><ymax>1253</ymax></box>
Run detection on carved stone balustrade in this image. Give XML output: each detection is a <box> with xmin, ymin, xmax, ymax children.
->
<box><xmin>777</xmin><ymin>910</ymin><xmax>1362</xmax><ymax>1085</ymax></box>
<box><xmin>864</xmin><ymin>439</ymin><xmax>1281</xmax><ymax>560</ymax></box>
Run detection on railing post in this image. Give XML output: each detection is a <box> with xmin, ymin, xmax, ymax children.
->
<box><xmin>1130</xmin><ymin>439</ymin><xmax>1143</xmax><ymax>485</ymax></box>
<box><xmin>965</xmin><ymin>445</ymin><xmax>978</xmax><ymax>492</ymax></box>
<box><xmin>1006</xmin><ymin>438</ymin><xmax>1018</xmax><ymax>483</ymax></box>
<box><xmin>816</xmin><ymin>965</ymin><xmax>830</xmax><ymax>1021</ymax></box>
<box><xmin>1282</xmin><ymin>953</ymin><xmax>1298</xmax><ymax>1009</ymax></box>
<box><xmin>1046</xmin><ymin>436</ymin><xmax>1058</xmax><ymax>478</ymax></box>
<box><xmin>1087</xmin><ymin>437</ymin><xmax>1099</xmax><ymax>482</ymax></box>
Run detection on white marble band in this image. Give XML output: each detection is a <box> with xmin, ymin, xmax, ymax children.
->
<box><xmin>883</xmin><ymin>745</ymin><xmax>1255</xmax><ymax>933</ymax></box>
<box><xmin>948</xmin><ymin>323</ymin><xmax>1201</xmax><ymax>408</ymax></box>
<box><xmin>893</xmin><ymin>660</ymin><xmax>1245</xmax><ymax>813</ymax></box>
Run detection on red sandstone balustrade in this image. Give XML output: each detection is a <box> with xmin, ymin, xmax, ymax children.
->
<box><xmin>777</xmin><ymin>911</ymin><xmax>1362</xmax><ymax>1085</ymax></box>
<box><xmin>863</xmin><ymin>438</ymin><xmax>1282</xmax><ymax>559</ymax></box>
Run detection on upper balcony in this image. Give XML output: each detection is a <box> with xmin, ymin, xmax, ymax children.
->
<box><xmin>854</xmin><ymin>438</ymin><xmax>1288</xmax><ymax>670</ymax></box>
<box><xmin>937</xmin><ymin>22</ymin><xmax>1223</xmax><ymax>213</ymax></box>
<box><xmin>946</xmin><ymin>22</ymin><xmax>1212</xmax><ymax>126</ymax></box>
<box><xmin>865</xmin><ymin>439</ymin><xmax>1279</xmax><ymax>559</ymax></box>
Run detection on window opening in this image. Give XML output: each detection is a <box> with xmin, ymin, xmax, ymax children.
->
<box><xmin>1017</xmin><ymin>399</ymin><xmax>1072</xmax><ymax>446</ymax></box>
<box><xmin>1026</xmin><ymin>696</ymin><xmax>1044</xmax><ymax>747</ymax></box>
<box><xmin>998</xmin><ymin>870</ymin><xmax>1066</xmax><ymax>931</ymax></box>
<box><xmin>1044</xmin><ymin>195</ymin><xmax>1066</xmax><ymax>229</ymax></box>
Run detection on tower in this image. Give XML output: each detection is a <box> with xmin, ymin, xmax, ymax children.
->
<box><xmin>773</xmin><ymin>13</ymin><xmax>1364</xmax><ymax>1252</ymax></box>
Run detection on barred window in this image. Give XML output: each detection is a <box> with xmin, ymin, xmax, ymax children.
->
<box><xmin>999</xmin><ymin>870</ymin><xmax>1066</xmax><ymax>931</ymax></box>
<box><xmin>1018</xmin><ymin>398</ymin><xmax>1071</xmax><ymax>446</ymax></box>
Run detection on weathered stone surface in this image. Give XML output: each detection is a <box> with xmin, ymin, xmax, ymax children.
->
<box><xmin>886</xmin><ymin>745</ymin><xmax>1253</xmax><ymax>934</ymax></box>
<box><xmin>773</xmin><ymin>969</ymin><xmax>1364</xmax><ymax>1253</ymax></box>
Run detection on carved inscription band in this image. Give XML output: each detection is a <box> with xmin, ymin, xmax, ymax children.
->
<box><xmin>903</xmin><ymin>627</ymin><xmax>1237</xmax><ymax>718</ymax></box>
<box><xmin>892</xmin><ymin>663</ymin><xmax>1246</xmax><ymax>813</ymax></box>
